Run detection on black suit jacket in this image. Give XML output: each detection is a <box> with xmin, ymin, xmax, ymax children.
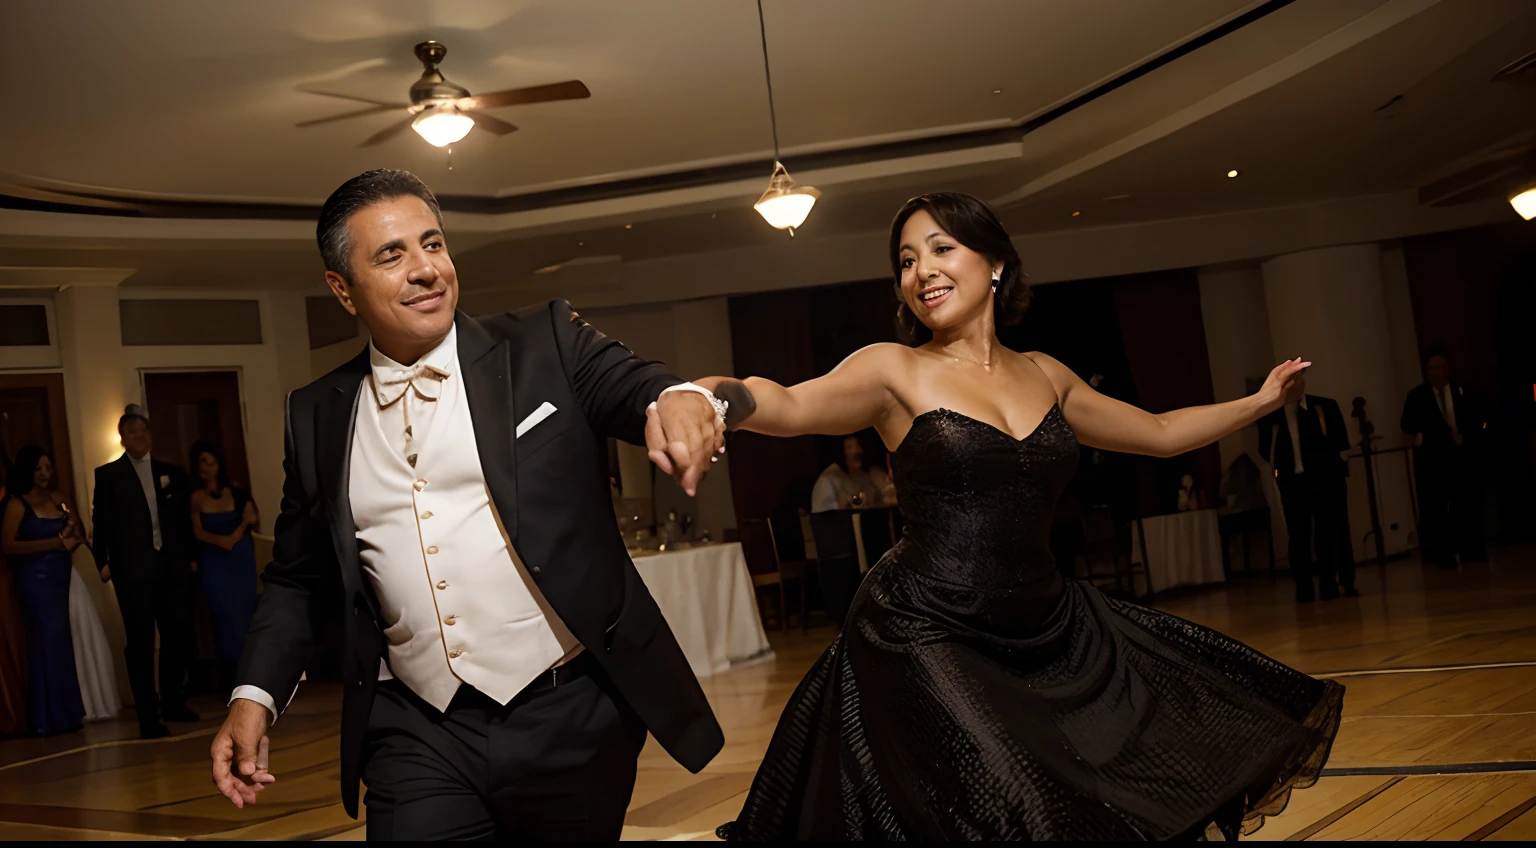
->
<box><xmin>1401</xmin><ymin>382</ymin><xmax>1478</xmax><ymax>462</ymax></box>
<box><xmin>91</xmin><ymin>455</ymin><xmax>193</xmax><ymax>579</ymax></box>
<box><xmin>236</xmin><ymin>302</ymin><xmax>723</xmax><ymax>817</ymax></box>
<box><xmin>1257</xmin><ymin>395</ymin><xmax>1350</xmax><ymax>481</ymax></box>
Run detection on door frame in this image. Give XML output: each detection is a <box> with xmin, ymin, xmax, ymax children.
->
<box><xmin>136</xmin><ymin>366</ymin><xmax>249</xmax><ymax>440</ymax></box>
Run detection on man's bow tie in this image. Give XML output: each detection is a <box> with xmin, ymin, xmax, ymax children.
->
<box><xmin>373</xmin><ymin>363</ymin><xmax>451</xmax><ymax>409</ymax></box>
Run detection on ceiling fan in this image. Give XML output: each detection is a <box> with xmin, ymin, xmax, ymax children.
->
<box><xmin>296</xmin><ymin>40</ymin><xmax>590</xmax><ymax>148</ymax></box>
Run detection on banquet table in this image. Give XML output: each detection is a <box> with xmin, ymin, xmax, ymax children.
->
<box><xmin>1129</xmin><ymin>509</ymin><xmax>1226</xmax><ymax>594</ymax></box>
<box><xmin>630</xmin><ymin>542</ymin><xmax>774</xmax><ymax>677</ymax></box>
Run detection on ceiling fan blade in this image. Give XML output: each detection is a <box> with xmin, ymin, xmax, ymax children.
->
<box><xmin>359</xmin><ymin>118</ymin><xmax>414</xmax><ymax>148</ymax></box>
<box><xmin>299</xmin><ymin>88</ymin><xmax>411</xmax><ymax>109</ymax></box>
<box><xmin>295</xmin><ymin>104</ymin><xmax>401</xmax><ymax>128</ymax></box>
<box><xmin>456</xmin><ymin>80</ymin><xmax>590</xmax><ymax>111</ymax></box>
<box><xmin>466</xmin><ymin>111</ymin><xmax>517</xmax><ymax>136</ymax></box>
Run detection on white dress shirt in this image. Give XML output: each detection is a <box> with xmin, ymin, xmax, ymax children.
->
<box><xmin>1437</xmin><ymin>385</ymin><xmax>1459</xmax><ymax>438</ymax></box>
<box><xmin>1280</xmin><ymin>397</ymin><xmax>1310</xmax><ymax>475</ymax></box>
<box><xmin>128</xmin><ymin>451</ymin><xmax>162</xmax><ymax>550</ymax></box>
<box><xmin>232</xmin><ymin>327</ymin><xmax>719</xmax><ymax>719</ymax></box>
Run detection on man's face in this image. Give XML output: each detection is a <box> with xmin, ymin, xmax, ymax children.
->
<box><xmin>120</xmin><ymin>418</ymin><xmax>152</xmax><ymax>459</ymax></box>
<box><xmin>325</xmin><ymin>195</ymin><xmax>458</xmax><ymax>362</ymax></box>
<box><xmin>1426</xmin><ymin>354</ymin><xmax>1450</xmax><ymax>389</ymax></box>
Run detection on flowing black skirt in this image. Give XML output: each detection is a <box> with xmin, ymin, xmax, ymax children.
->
<box><xmin>719</xmin><ymin>563</ymin><xmax>1343</xmax><ymax>841</ymax></box>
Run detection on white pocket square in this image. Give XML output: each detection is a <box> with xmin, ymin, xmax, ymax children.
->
<box><xmin>516</xmin><ymin>402</ymin><xmax>558</xmax><ymax>439</ymax></box>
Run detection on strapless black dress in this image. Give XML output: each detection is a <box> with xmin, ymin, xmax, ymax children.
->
<box><xmin>719</xmin><ymin>407</ymin><xmax>1343</xmax><ymax>840</ymax></box>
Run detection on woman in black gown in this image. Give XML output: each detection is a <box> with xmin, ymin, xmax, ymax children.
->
<box><xmin>702</xmin><ymin>193</ymin><xmax>1342</xmax><ymax>840</ymax></box>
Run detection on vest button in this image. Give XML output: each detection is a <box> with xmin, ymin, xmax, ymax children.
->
<box><xmin>426</xmin><ymin>546</ymin><xmax>439</xmax><ymax>555</ymax></box>
<box><xmin>448</xmin><ymin>649</ymin><xmax>463</xmax><ymax>659</ymax></box>
<box><xmin>531</xmin><ymin>566</ymin><xmax>542</xmax><ymax>575</ymax></box>
<box><xmin>414</xmin><ymin>479</ymin><xmax>427</xmax><ymax>491</ymax></box>
<box><xmin>436</xmin><ymin>580</ymin><xmax>448</xmax><ymax>590</ymax></box>
<box><xmin>420</xmin><ymin>510</ymin><xmax>433</xmax><ymax>520</ymax></box>
<box><xmin>444</xmin><ymin>616</ymin><xmax>457</xmax><ymax>626</ymax></box>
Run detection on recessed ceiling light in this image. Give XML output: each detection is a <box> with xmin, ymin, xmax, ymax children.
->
<box><xmin>624</xmin><ymin>223</ymin><xmax>633</xmax><ymax>229</ymax></box>
<box><xmin>577</xmin><ymin>241</ymin><xmax>584</xmax><ymax>247</ymax></box>
<box><xmin>1071</xmin><ymin>211</ymin><xmax>1081</xmax><ymax>217</ymax></box>
<box><xmin>992</xmin><ymin>89</ymin><xmax>1002</xmax><ymax>95</ymax></box>
<box><xmin>1226</xmin><ymin>169</ymin><xmax>1240</xmax><ymax>179</ymax></box>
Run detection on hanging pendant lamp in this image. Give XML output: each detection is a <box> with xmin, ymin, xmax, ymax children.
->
<box><xmin>752</xmin><ymin>0</ymin><xmax>818</xmax><ymax>235</ymax></box>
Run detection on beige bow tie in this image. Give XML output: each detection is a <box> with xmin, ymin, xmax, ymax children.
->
<box><xmin>373</xmin><ymin>363</ymin><xmax>450</xmax><ymax>445</ymax></box>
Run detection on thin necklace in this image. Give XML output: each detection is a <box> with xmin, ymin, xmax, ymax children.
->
<box><xmin>938</xmin><ymin>346</ymin><xmax>995</xmax><ymax>369</ymax></box>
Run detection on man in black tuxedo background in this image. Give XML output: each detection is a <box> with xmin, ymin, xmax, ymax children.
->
<box><xmin>1401</xmin><ymin>346</ymin><xmax>1485</xmax><ymax>568</ymax></box>
<box><xmin>92</xmin><ymin>405</ymin><xmax>199</xmax><ymax>738</ymax></box>
<box><xmin>1259</xmin><ymin>392</ymin><xmax>1358</xmax><ymax>602</ymax></box>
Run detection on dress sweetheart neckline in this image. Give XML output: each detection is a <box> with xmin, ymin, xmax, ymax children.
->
<box><xmin>895</xmin><ymin>404</ymin><xmax>1065</xmax><ymax>454</ymax></box>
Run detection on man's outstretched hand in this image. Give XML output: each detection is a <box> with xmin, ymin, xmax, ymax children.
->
<box><xmin>211</xmin><ymin>699</ymin><xmax>277</xmax><ymax>808</ymax></box>
<box><xmin>645</xmin><ymin>391</ymin><xmax>726</xmax><ymax>497</ymax></box>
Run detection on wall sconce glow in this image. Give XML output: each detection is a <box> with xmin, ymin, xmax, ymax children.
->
<box><xmin>754</xmin><ymin>161</ymin><xmax>819</xmax><ymax>235</ymax></box>
<box><xmin>1511</xmin><ymin>187</ymin><xmax>1536</xmax><ymax>221</ymax></box>
<box><xmin>1226</xmin><ymin>169</ymin><xmax>1240</xmax><ymax>179</ymax></box>
<box><xmin>411</xmin><ymin>107</ymin><xmax>474</xmax><ymax>147</ymax></box>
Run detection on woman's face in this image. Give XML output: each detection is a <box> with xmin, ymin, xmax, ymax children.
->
<box><xmin>843</xmin><ymin>437</ymin><xmax>864</xmax><ymax>472</ymax></box>
<box><xmin>897</xmin><ymin>209</ymin><xmax>1001</xmax><ymax>336</ymax></box>
<box><xmin>198</xmin><ymin>451</ymin><xmax>219</xmax><ymax>484</ymax></box>
<box><xmin>32</xmin><ymin>455</ymin><xmax>53</xmax><ymax>491</ymax></box>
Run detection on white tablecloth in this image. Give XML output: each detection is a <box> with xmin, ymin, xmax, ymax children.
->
<box><xmin>1129</xmin><ymin>510</ymin><xmax>1225</xmax><ymax>593</ymax></box>
<box><xmin>632</xmin><ymin>543</ymin><xmax>774</xmax><ymax>678</ymax></box>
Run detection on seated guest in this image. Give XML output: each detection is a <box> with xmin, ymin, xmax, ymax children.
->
<box><xmin>1</xmin><ymin>446</ymin><xmax>86</xmax><ymax>735</ymax></box>
<box><xmin>189</xmin><ymin>441</ymin><xmax>260</xmax><ymax>697</ymax></box>
<box><xmin>812</xmin><ymin>432</ymin><xmax>895</xmax><ymax>513</ymax></box>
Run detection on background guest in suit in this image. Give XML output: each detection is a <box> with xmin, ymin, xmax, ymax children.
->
<box><xmin>189</xmin><ymin>440</ymin><xmax>259</xmax><ymax>697</ymax></box>
<box><xmin>1</xmin><ymin>446</ymin><xmax>86</xmax><ymax>735</ymax></box>
<box><xmin>92</xmin><ymin>405</ymin><xmax>199</xmax><ymax>739</ymax></box>
<box><xmin>1401</xmin><ymin>346</ymin><xmax>1485</xmax><ymax>568</ymax></box>
<box><xmin>1259</xmin><ymin>393</ymin><xmax>1358</xmax><ymax>602</ymax></box>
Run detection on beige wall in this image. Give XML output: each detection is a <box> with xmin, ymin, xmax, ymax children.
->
<box><xmin>1197</xmin><ymin>264</ymin><xmax>1273</xmax><ymax>470</ymax></box>
<box><xmin>1260</xmin><ymin>244</ymin><xmax>1417</xmax><ymax>560</ymax></box>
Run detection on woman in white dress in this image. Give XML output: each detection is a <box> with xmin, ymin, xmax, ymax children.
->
<box><xmin>68</xmin><ymin>554</ymin><xmax>122</xmax><ymax>720</ymax></box>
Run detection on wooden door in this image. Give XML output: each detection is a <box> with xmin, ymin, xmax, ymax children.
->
<box><xmin>0</xmin><ymin>373</ymin><xmax>74</xmax><ymax>499</ymax></box>
<box><xmin>141</xmin><ymin>370</ymin><xmax>250</xmax><ymax>488</ymax></box>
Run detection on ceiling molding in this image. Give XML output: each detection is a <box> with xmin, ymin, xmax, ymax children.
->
<box><xmin>0</xmin><ymin>266</ymin><xmax>136</xmax><ymax>289</ymax></box>
<box><xmin>0</xmin><ymin>0</ymin><xmax>1296</xmax><ymax>226</ymax></box>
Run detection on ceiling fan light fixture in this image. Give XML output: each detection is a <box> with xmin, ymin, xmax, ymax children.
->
<box><xmin>412</xmin><ymin>106</ymin><xmax>474</xmax><ymax>147</ymax></box>
<box><xmin>754</xmin><ymin>161</ymin><xmax>819</xmax><ymax>233</ymax></box>
<box><xmin>1511</xmin><ymin>186</ymin><xmax>1536</xmax><ymax>221</ymax></box>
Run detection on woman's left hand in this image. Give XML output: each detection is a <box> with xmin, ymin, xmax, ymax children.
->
<box><xmin>1256</xmin><ymin>358</ymin><xmax>1311</xmax><ymax>417</ymax></box>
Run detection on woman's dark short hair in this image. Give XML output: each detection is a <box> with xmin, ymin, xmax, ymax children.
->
<box><xmin>190</xmin><ymin>440</ymin><xmax>248</xmax><ymax>511</ymax></box>
<box><xmin>889</xmin><ymin>192</ymin><xmax>1029</xmax><ymax>344</ymax></box>
<box><xmin>8</xmin><ymin>445</ymin><xmax>50</xmax><ymax>497</ymax></box>
<box><xmin>317</xmin><ymin>169</ymin><xmax>443</xmax><ymax>281</ymax></box>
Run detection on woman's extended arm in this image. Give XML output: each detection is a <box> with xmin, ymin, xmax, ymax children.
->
<box><xmin>1030</xmin><ymin>353</ymin><xmax>1309</xmax><ymax>458</ymax></box>
<box><xmin>697</xmin><ymin>344</ymin><xmax>905</xmax><ymax>438</ymax></box>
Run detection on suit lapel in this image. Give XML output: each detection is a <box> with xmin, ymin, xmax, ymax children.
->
<box><xmin>456</xmin><ymin>312</ymin><xmax>518</xmax><ymax>539</ymax></box>
<box><xmin>321</xmin><ymin>349</ymin><xmax>369</xmax><ymax>583</ymax></box>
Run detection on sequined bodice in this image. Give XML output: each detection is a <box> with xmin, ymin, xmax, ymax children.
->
<box><xmin>890</xmin><ymin>405</ymin><xmax>1078</xmax><ymax>590</ymax></box>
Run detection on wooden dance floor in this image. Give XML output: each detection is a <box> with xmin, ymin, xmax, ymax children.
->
<box><xmin>3</xmin><ymin>546</ymin><xmax>1536</xmax><ymax>841</ymax></box>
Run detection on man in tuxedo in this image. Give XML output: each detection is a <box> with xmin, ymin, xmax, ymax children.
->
<box><xmin>1259</xmin><ymin>392</ymin><xmax>1358</xmax><ymax>602</ymax></box>
<box><xmin>92</xmin><ymin>405</ymin><xmax>199</xmax><ymax>738</ymax></box>
<box><xmin>1401</xmin><ymin>346</ymin><xmax>1485</xmax><ymax>567</ymax></box>
<box><xmin>210</xmin><ymin>170</ymin><xmax>728</xmax><ymax>840</ymax></box>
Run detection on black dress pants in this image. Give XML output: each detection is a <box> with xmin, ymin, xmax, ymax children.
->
<box><xmin>1416</xmin><ymin>455</ymin><xmax>1484</xmax><ymax>567</ymax></box>
<box><xmin>1278</xmin><ymin>472</ymin><xmax>1352</xmax><ymax>599</ymax></box>
<box><xmin>111</xmin><ymin>554</ymin><xmax>194</xmax><ymax>729</ymax></box>
<box><xmin>361</xmin><ymin>657</ymin><xmax>648</xmax><ymax>841</ymax></box>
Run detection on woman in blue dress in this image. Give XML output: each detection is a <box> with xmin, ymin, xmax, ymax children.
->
<box><xmin>188</xmin><ymin>441</ymin><xmax>258</xmax><ymax>696</ymax></box>
<box><xmin>1</xmin><ymin>445</ymin><xmax>86</xmax><ymax>736</ymax></box>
